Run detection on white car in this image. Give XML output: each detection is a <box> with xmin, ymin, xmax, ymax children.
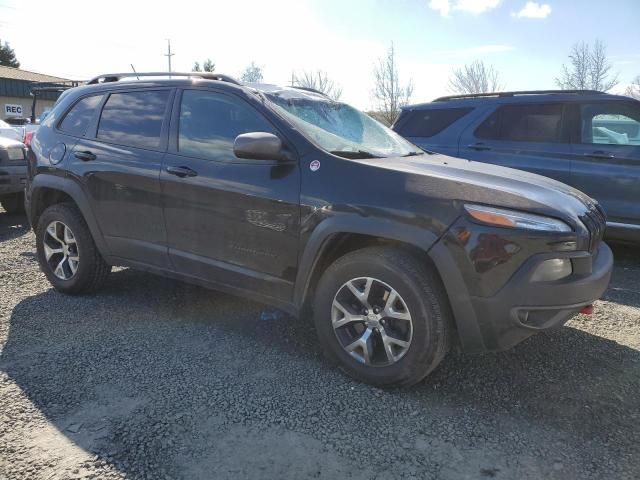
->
<box><xmin>0</xmin><ymin>119</ymin><xmax>23</xmax><ymax>142</ymax></box>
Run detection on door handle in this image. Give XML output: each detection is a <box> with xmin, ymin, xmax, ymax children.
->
<box><xmin>166</xmin><ymin>165</ymin><xmax>198</xmax><ymax>178</ymax></box>
<box><xmin>585</xmin><ymin>151</ymin><xmax>615</xmax><ymax>160</ymax></box>
<box><xmin>74</xmin><ymin>150</ymin><xmax>96</xmax><ymax>161</ymax></box>
<box><xmin>468</xmin><ymin>143</ymin><xmax>491</xmax><ymax>151</ymax></box>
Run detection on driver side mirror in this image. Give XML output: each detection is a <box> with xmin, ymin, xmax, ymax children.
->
<box><xmin>233</xmin><ymin>132</ymin><xmax>287</xmax><ymax>161</ymax></box>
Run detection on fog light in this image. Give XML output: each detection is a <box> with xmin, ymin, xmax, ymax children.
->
<box><xmin>531</xmin><ymin>259</ymin><xmax>572</xmax><ymax>282</ymax></box>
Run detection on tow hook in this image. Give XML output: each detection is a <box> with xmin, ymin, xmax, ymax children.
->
<box><xmin>579</xmin><ymin>304</ymin><xmax>594</xmax><ymax>315</ymax></box>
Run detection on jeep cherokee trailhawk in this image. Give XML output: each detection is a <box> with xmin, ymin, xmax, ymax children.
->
<box><xmin>25</xmin><ymin>72</ymin><xmax>613</xmax><ymax>386</ymax></box>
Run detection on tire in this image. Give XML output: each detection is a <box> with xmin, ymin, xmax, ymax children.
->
<box><xmin>313</xmin><ymin>247</ymin><xmax>452</xmax><ymax>387</ymax></box>
<box><xmin>1</xmin><ymin>192</ymin><xmax>25</xmax><ymax>215</ymax></box>
<box><xmin>35</xmin><ymin>202</ymin><xmax>111</xmax><ymax>294</ymax></box>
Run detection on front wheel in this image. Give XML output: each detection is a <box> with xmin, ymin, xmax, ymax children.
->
<box><xmin>313</xmin><ymin>247</ymin><xmax>452</xmax><ymax>387</ymax></box>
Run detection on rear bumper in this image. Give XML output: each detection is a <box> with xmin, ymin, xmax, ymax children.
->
<box><xmin>0</xmin><ymin>165</ymin><xmax>27</xmax><ymax>196</ymax></box>
<box><xmin>467</xmin><ymin>242</ymin><xmax>613</xmax><ymax>351</ymax></box>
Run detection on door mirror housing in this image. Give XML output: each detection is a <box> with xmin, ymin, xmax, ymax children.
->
<box><xmin>234</xmin><ymin>132</ymin><xmax>286</xmax><ymax>161</ymax></box>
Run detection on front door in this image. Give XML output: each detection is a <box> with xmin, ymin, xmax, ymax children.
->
<box><xmin>569</xmin><ymin>100</ymin><xmax>640</xmax><ymax>229</ymax></box>
<box><xmin>161</xmin><ymin>89</ymin><xmax>300</xmax><ymax>302</ymax></box>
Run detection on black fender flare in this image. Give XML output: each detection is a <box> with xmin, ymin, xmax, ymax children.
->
<box><xmin>293</xmin><ymin>214</ymin><xmax>440</xmax><ymax>308</ymax></box>
<box><xmin>29</xmin><ymin>175</ymin><xmax>110</xmax><ymax>256</ymax></box>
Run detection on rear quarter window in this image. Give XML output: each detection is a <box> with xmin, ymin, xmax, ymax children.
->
<box><xmin>396</xmin><ymin>108</ymin><xmax>473</xmax><ymax>137</ymax></box>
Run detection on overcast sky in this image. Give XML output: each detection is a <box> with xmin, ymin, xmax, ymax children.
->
<box><xmin>0</xmin><ymin>0</ymin><xmax>638</xmax><ymax>109</ymax></box>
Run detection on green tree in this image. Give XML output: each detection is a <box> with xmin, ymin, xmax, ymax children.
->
<box><xmin>240</xmin><ymin>62</ymin><xmax>264</xmax><ymax>83</ymax></box>
<box><xmin>192</xmin><ymin>59</ymin><xmax>215</xmax><ymax>72</ymax></box>
<box><xmin>0</xmin><ymin>40</ymin><xmax>20</xmax><ymax>68</ymax></box>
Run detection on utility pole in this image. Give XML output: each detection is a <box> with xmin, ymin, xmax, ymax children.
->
<box><xmin>164</xmin><ymin>39</ymin><xmax>175</xmax><ymax>73</ymax></box>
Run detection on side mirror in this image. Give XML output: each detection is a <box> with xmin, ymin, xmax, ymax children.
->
<box><xmin>233</xmin><ymin>132</ymin><xmax>286</xmax><ymax>161</ymax></box>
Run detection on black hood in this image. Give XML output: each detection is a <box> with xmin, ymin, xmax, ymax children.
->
<box><xmin>366</xmin><ymin>153</ymin><xmax>595</xmax><ymax>223</ymax></box>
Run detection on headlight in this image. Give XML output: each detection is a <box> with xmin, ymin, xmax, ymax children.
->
<box><xmin>464</xmin><ymin>204</ymin><xmax>572</xmax><ymax>233</ymax></box>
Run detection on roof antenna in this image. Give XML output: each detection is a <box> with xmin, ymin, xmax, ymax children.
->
<box><xmin>130</xmin><ymin>64</ymin><xmax>139</xmax><ymax>80</ymax></box>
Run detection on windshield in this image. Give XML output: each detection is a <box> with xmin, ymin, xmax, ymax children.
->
<box><xmin>261</xmin><ymin>87</ymin><xmax>421</xmax><ymax>158</ymax></box>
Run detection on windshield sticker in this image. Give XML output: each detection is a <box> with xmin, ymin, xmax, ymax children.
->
<box><xmin>310</xmin><ymin>160</ymin><xmax>321</xmax><ymax>172</ymax></box>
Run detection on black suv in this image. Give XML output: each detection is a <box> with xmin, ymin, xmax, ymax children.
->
<box><xmin>26</xmin><ymin>73</ymin><xmax>613</xmax><ymax>386</ymax></box>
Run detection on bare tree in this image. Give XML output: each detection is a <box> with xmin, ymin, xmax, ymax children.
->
<box><xmin>372</xmin><ymin>43</ymin><xmax>414</xmax><ymax>126</ymax></box>
<box><xmin>625</xmin><ymin>75</ymin><xmax>640</xmax><ymax>100</ymax></box>
<box><xmin>293</xmin><ymin>70</ymin><xmax>342</xmax><ymax>101</ymax></box>
<box><xmin>448</xmin><ymin>60</ymin><xmax>503</xmax><ymax>94</ymax></box>
<box><xmin>240</xmin><ymin>62</ymin><xmax>264</xmax><ymax>83</ymax></box>
<box><xmin>556</xmin><ymin>40</ymin><xmax>619</xmax><ymax>91</ymax></box>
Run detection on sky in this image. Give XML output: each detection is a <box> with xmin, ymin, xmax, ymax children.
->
<box><xmin>0</xmin><ymin>0</ymin><xmax>638</xmax><ymax>109</ymax></box>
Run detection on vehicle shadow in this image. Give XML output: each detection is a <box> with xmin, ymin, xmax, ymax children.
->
<box><xmin>605</xmin><ymin>243</ymin><xmax>640</xmax><ymax>308</ymax></box>
<box><xmin>0</xmin><ymin>210</ymin><xmax>29</xmax><ymax>242</ymax></box>
<box><xmin>1</xmin><ymin>267</ymin><xmax>639</xmax><ymax>479</ymax></box>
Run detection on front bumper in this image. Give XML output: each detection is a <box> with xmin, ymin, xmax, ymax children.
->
<box><xmin>468</xmin><ymin>242</ymin><xmax>613</xmax><ymax>351</ymax></box>
<box><xmin>429</xmin><ymin>217</ymin><xmax>613</xmax><ymax>353</ymax></box>
<box><xmin>0</xmin><ymin>165</ymin><xmax>27</xmax><ymax>196</ymax></box>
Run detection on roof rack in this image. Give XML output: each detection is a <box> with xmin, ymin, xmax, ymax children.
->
<box><xmin>86</xmin><ymin>72</ymin><xmax>241</xmax><ymax>85</ymax></box>
<box><xmin>433</xmin><ymin>89</ymin><xmax>604</xmax><ymax>102</ymax></box>
<box><xmin>290</xmin><ymin>85</ymin><xmax>330</xmax><ymax>98</ymax></box>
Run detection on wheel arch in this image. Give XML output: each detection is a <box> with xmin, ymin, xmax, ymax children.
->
<box><xmin>294</xmin><ymin>215</ymin><xmax>441</xmax><ymax>312</ymax></box>
<box><xmin>29</xmin><ymin>175</ymin><xmax>110</xmax><ymax>256</ymax></box>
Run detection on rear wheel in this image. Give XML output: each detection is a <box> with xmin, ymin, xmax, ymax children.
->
<box><xmin>1</xmin><ymin>192</ymin><xmax>25</xmax><ymax>215</ymax></box>
<box><xmin>313</xmin><ymin>247</ymin><xmax>452</xmax><ymax>387</ymax></box>
<box><xmin>36</xmin><ymin>203</ymin><xmax>111</xmax><ymax>294</ymax></box>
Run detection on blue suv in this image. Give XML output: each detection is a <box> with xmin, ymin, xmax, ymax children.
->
<box><xmin>393</xmin><ymin>90</ymin><xmax>640</xmax><ymax>244</ymax></box>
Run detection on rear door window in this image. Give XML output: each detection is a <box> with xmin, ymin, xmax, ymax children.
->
<box><xmin>476</xmin><ymin>104</ymin><xmax>565</xmax><ymax>143</ymax></box>
<box><xmin>580</xmin><ymin>102</ymin><xmax>640</xmax><ymax>146</ymax></box>
<box><xmin>58</xmin><ymin>95</ymin><xmax>103</xmax><ymax>137</ymax></box>
<box><xmin>97</xmin><ymin>90</ymin><xmax>170</xmax><ymax>149</ymax></box>
<box><xmin>396</xmin><ymin>108</ymin><xmax>473</xmax><ymax>137</ymax></box>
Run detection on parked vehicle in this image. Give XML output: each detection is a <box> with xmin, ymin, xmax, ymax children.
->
<box><xmin>393</xmin><ymin>90</ymin><xmax>640</xmax><ymax>244</ymax></box>
<box><xmin>0</xmin><ymin>119</ymin><xmax>23</xmax><ymax>142</ymax></box>
<box><xmin>25</xmin><ymin>73</ymin><xmax>612</xmax><ymax>386</ymax></box>
<box><xmin>0</xmin><ymin>136</ymin><xmax>27</xmax><ymax>214</ymax></box>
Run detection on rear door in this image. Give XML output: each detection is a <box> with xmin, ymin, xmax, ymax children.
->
<box><xmin>458</xmin><ymin>102</ymin><xmax>573</xmax><ymax>184</ymax></box>
<box><xmin>161</xmin><ymin>88</ymin><xmax>300</xmax><ymax>302</ymax></box>
<box><xmin>569</xmin><ymin>100</ymin><xmax>640</xmax><ymax>228</ymax></box>
<box><xmin>69</xmin><ymin>88</ymin><xmax>173</xmax><ymax>267</ymax></box>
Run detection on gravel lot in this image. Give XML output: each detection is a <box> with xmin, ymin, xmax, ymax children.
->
<box><xmin>1</xmin><ymin>206</ymin><xmax>639</xmax><ymax>480</ymax></box>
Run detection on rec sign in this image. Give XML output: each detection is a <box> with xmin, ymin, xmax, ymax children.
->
<box><xmin>4</xmin><ymin>104</ymin><xmax>23</xmax><ymax>117</ymax></box>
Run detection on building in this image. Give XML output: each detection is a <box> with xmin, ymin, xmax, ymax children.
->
<box><xmin>0</xmin><ymin>66</ymin><xmax>79</xmax><ymax>122</ymax></box>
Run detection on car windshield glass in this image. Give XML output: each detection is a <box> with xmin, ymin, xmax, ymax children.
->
<box><xmin>260</xmin><ymin>87</ymin><xmax>420</xmax><ymax>158</ymax></box>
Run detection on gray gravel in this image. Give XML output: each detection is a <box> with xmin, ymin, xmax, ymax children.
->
<box><xmin>1</xmin><ymin>206</ymin><xmax>639</xmax><ymax>480</ymax></box>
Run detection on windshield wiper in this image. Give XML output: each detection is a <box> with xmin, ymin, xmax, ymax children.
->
<box><xmin>330</xmin><ymin>149</ymin><xmax>382</xmax><ymax>159</ymax></box>
<box><xmin>402</xmin><ymin>151</ymin><xmax>424</xmax><ymax>157</ymax></box>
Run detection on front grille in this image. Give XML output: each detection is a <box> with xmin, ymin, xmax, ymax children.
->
<box><xmin>579</xmin><ymin>203</ymin><xmax>607</xmax><ymax>252</ymax></box>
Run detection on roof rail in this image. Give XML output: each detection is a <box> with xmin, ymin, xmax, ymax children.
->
<box><xmin>86</xmin><ymin>72</ymin><xmax>241</xmax><ymax>85</ymax></box>
<box><xmin>290</xmin><ymin>85</ymin><xmax>330</xmax><ymax>98</ymax></box>
<box><xmin>433</xmin><ymin>89</ymin><xmax>604</xmax><ymax>102</ymax></box>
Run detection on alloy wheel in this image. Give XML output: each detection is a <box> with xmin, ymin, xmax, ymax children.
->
<box><xmin>43</xmin><ymin>221</ymin><xmax>80</xmax><ymax>280</ymax></box>
<box><xmin>331</xmin><ymin>277</ymin><xmax>413</xmax><ymax>366</ymax></box>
